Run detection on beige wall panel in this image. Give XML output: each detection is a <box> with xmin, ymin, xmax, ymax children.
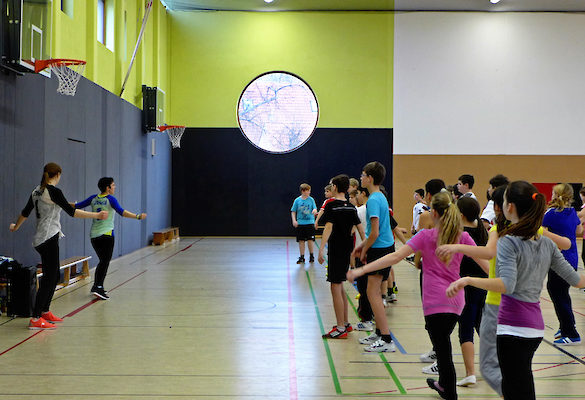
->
<box><xmin>393</xmin><ymin>155</ymin><xmax>585</xmax><ymax>235</ymax></box>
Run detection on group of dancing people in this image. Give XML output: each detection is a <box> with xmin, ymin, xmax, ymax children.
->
<box><xmin>293</xmin><ymin>162</ymin><xmax>585</xmax><ymax>400</ymax></box>
<box><xmin>9</xmin><ymin>162</ymin><xmax>146</xmax><ymax>330</ymax></box>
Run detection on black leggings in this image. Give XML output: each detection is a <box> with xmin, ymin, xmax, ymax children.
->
<box><xmin>425</xmin><ymin>313</ymin><xmax>459</xmax><ymax>400</ymax></box>
<box><xmin>497</xmin><ymin>335</ymin><xmax>542</xmax><ymax>400</ymax></box>
<box><xmin>91</xmin><ymin>235</ymin><xmax>115</xmax><ymax>288</ymax></box>
<box><xmin>34</xmin><ymin>234</ymin><xmax>60</xmax><ymax>318</ymax></box>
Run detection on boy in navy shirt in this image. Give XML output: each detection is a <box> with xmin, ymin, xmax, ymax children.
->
<box><xmin>318</xmin><ymin>175</ymin><xmax>365</xmax><ymax>339</ymax></box>
<box><xmin>291</xmin><ymin>183</ymin><xmax>318</xmax><ymax>263</ymax></box>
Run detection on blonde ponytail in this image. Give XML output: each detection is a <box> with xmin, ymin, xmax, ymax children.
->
<box><xmin>431</xmin><ymin>191</ymin><xmax>463</xmax><ymax>264</ymax></box>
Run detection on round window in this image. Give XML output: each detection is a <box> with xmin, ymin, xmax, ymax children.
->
<box><xmin>237</xmin><ymin>71</ymin><xmax>319</xmax><ymax>154</ymax></box>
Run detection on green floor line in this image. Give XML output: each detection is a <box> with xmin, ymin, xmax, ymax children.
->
<box><xmin>346</xmin><ymin>283</ymin><xmax>407</xmax><ymax>394</ymax></box>
<box><xmin>305</xmin><ymin>269</ymin><xmax>342</xmax><ymax>395</ymax></box>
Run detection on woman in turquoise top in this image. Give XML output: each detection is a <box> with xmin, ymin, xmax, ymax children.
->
<box><xmin>75</xmin><ymin>177</ymin><xmax>146</xmax><ymax>299</ymax></box>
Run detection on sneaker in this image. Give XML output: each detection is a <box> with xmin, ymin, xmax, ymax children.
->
<box><xmin>355</xmin><ymin>321</ymin><xmax>374</xmax><ymax>332</ymax></box>
<box><xmin>388</xmin><ymin>293</ymin><xmax>397</xmax><ymax>303</ymax></box>
<box><xmin>427</xmin><ymin>378</ymin><xmax>448</xmax><ymax>399</ymax></box>
<box><xmin>554</xmin><ymin>336</ymin><xmax>581</xmax><ymax>346</ymax></box>
<box><xmin>345</xmin><ymin>323</ymin><xmax>353</xmax><ymax>332</ymax></box>
<box><xmin>456</xmin><ymin>375</ymin><xmax>477</xmax><ymax>387</ymax></box>
<box><xmin>29</xmin><ymin>317</ymin><xmax>56</xmax><ymax>330</ymax></box>
<box><xmin>382</xmin><ymin>296</ymin><xmax>388</xmax><ymax>308</ymax></box>
<box><xmin>406</xmin><ymin>255</ymin><xmax>415</xmax><ymax>262</ymax></box>
<box><xmin>554</xmin><ymin>329</ymin><xmax>561</xmax><ymax>340</ymax></box>
<box><xmin>322</xmin><ymin>326</ymin><xmax>347</xmax><ymax>339</ymax></box>
<box><xmin>296</xmin><ymin>256</ymin><xmax>305</xmax><ymax>264</ymax></box>
<box><xmin>41</xmin><ymin>311</ymin><xmax>63</xmax><ymax>322</ymax></box>
<box><xmin>365</xmin><ymin>339</ymin><xmax>396</xmax><ymax>352</ymax></box>
<box><xmin>91</xmin><ymin>287</ymin><xmax>110</xmax><ymax>300</ymax></box>
<box><xmin>420</xmin><ymin>349</ymin><xmax>437</xmax><ymax>363</ymax></box>
<box><xmin>309</xmin><ymin>255</ymin><xmax>315</xmax><ymax>263</ymax></box>
<box><xmin>359</xmin><ymin>333</ymin><xmax>380</xmax><ymax>344</ymax></box>
<box><xmin>355</xmin><ymin>293</ymin><xmax>361</xmax><ymax>300</ymax></box>
<box><xmin>422</xmin><ymin>361</ymin><xmax>439</xmax><ymax>375</ymax></box>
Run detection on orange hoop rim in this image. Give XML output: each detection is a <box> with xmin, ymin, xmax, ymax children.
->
<box><xmin>157</xmin><ymin>125</ymin><xmax>186</xmax><ymax>132</ymax></box>
<box><xmin>34</xmin><ymin>58</ymin><xmax>87</xmax><ymax>73</ymax></box>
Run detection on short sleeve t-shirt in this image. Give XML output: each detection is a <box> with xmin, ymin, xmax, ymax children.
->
<box><xmin>291</xmin><ymin>196</ymin><xmax>317</xmax><ymax>225</ymax></box>
<box><xmin>321</xmin><ymin>199</ymin><xmax>361</xmax><ymax>248</ymax></box>
<box><xmin>407</xmin><ymin>228</ymin><xmax>476</xmax><ymax>316</ymax></box>
<box><xmin>542</xmin><ymin>207</ymin><xmax>581</xmax><ymax>268</ymax></box>
<box><xmin>365</xmin><ymin>192</ymin><xmax>394</xmax><ymax>248</ymax></box>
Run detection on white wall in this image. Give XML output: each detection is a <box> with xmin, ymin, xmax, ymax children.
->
<box><xmin>394</xmin><ymin>12</ymin><xmax>585</xmax><ymax>155</ymax></box>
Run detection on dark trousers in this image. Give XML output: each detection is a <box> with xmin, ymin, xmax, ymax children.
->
<box><xmin>356</xmin><ymin>264</ymin><xmax>373</xmax><ymax>321</ymax></box>
<box><xmin>425</xmin><ymin>313</ymin><xmax>459</xmax><ymax>400</ymax></box>
<box><xmin>497</xmin><ymin>335</ymin><xmax>542</xmax><ymax>400</ymax></box>
<box><xmin>547</xmin><ymin>270</ymin><xmax>579</xmax><ymax>338</ymax></box>
<box><xmin>33</xmin><ymin>234</ymin><xmax>60</xmax><ymax>318</ymax></box>
<box><xmin>91</xmin><ymin>235</ymin><xmax>115</xmax><ymax>289</ymax></box>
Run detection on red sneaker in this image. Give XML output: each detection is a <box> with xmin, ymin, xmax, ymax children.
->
<box><xmin>322</xmin><ymin>326</ymin><xmax>348</xmax><ymax>339</ymax></box>
<box><xmin>345</xmin><ymin>323</ymin><xmax>353</xmax><ymax>332</ymax></box>
<box><xmin>29</xmin><ymin>317</ymin><xmax>57</xmax><ymax>330</ymax></box>
<box><xmin>41</xmin><ymin>311</ymin><xmax>63</xmax><ymax>322</ymax></box>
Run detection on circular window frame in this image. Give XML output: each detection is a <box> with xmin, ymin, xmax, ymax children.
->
<box><xmin>236</xmin><ymin>71</ymin><xmax>319</xmax><ymax>154</ymax></box>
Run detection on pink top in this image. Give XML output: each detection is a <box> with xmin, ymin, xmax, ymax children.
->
<box><xmin>407</xmin><ymin>228</ymin><xmax>476</xmax><ymax>316</ymax></box>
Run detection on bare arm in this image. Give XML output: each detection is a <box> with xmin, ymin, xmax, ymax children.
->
<box><xmin>347</xmin><ymin>245</ymin><xmax>414</xmax><ymax>282</ymax></box>
<box><xmin>318</xmin><ymin>223</ymin><xmax>333</xmax><ymax>264</ymax></box>
<box><xmin>291</xmin><ymin>212</ymin><xmax>298</xmax><ymax>228</ymax></box>
<box><xmin>392</xmin><ymin>226</ymin><xmax>407</xmax><ymax>245</ymax></box>
<box><xmin>446</xmin><ymin>276</ymin><xmax>507</xmax><ymax>298</ymax></box>
<box><xmin>73</xmin><ymin>209</ymin><xmax>108</xmax><ymax>220</ymax></box>
<box><xmin>436</xmin><ymin>229</ymin><xmax>498</xmax><ymax>261</ymax></box>
<box><xmin>352</xmin><ymin>217</ymin><xmax>379</xmax><ymax>262</ymax></box>
<box><xmin>9</xmin><ymin>215</ymin><xmax>28</xmax><ymax>232</ymax></box>
<box><xmin>542</xmin><ymin>228</ymin><xmax>571</xmax><ymax>250</ymax></box>
<box><xmin>356</xmin><ymin>223</ymin><xmax>366</xmax><ymax>241</ymax></box>
<box><xmin>314</xmin><ymin>209</ymin><xmax>324</xmax><ymax>228</ymax></box>
<box><xmin>122</xmin><ymin>210</ymin><xmax>147</xmax><ymax>220</ymax></box>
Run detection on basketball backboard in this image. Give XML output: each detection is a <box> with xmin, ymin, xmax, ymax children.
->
<box><xmin>1</xmin><ymin>0</ymin><xmax>52</xmax><ymax>75</ymax></box>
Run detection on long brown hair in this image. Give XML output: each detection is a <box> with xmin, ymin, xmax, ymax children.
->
<box><xmin>499</xmin><ymin>181</ymin><xmax>546</xmax><ymax>240</ymax></box>
<box><xmin>40</xmin><ymin>162</ymin><xmax>62</xmax><ymax>191</ymax></box>
<box><xmin>431</xmin><ymin>190</ymin><xmax>462</xmax><ymax>264</ymax></box>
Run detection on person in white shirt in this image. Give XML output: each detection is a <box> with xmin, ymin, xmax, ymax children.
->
<box><xmin>480</xmin><ymin>174</ymin><xmax>509</xmax><ymax>229</ymax></box>
<box><xmin>411</xmin><ymin>188</ymin><xmax>429</xmax><ymax>234</ymax></box>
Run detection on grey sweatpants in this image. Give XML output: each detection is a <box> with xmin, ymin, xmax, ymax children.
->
<box><xmin>479</xmin><ymin>302</ymin><xmax>503</xmax><ymax>396</ymax></box>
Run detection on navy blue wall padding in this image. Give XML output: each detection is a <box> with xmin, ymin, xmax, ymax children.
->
<box><xmin>172</xmin><ymin>128</ymin><xmax>393</xmax><ymax>236</ymax></box>
<box><xmin>0</xmin><ymin>71</ymin><xmax>171</xmax><ymax>266</ymax></box>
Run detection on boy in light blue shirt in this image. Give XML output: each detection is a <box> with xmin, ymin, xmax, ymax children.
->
<box><xmin>291</xmin><ymin>183</ymin><xmax>318</xmax><ymax>263</ymax></box>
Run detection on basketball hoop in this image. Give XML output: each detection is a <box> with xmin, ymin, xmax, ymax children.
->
<box><xmin>35</xmin><ymin>59</ymin><xmax>86</xmax><ymax>96</ymax></box>
<box><xmin>158</xmin><ymin>125</ymin><xmax>186</xmax><ymax>149</ymax></box>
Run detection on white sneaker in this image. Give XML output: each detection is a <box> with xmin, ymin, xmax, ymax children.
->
<box><xmin>359</xmin><ymin>333</ymin><xmax>380</xmax><ymax>344</ymax></box>
<box><xmin>382</xmin><ymin>297</ymin><xmax>388</xmax><ymax>308</ymax></box>
<box><xmin>365</xmin><ymin>339</ymin><xmax>397</xmax><ymax>352</ymax></box>
<box><xmin>388</xmin><ymin>293</ymin><xmax>397</xmax><ymax>303</ymax></box>
<box><xmin>456</xmin><ymin>375</ymin><xmax>476</xmax><ymax>387</ymax></box>
<box><xmin>419</xmin><ymin>349</ymin><xmax>437</xmax><ymax>363</ymax></box>
<box><xmin>422</xmin><ymin>361</ymin><xmax>439</xmax><ymax>375</ymax></box>
<box><xmin>355</xmin><ymin>321</ymin><xmax>374</xmax><ymax>331</ymax></box>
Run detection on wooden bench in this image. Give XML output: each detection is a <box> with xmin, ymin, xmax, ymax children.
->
<box><xmin>37</xmin><ymin>256</ymin><xmax>92</xmax><ymax>289</ymax></box>
<box><xmin>153</xmin><ymin>227</ymin><xmax>180</xmax><ymax>245</ymax></box>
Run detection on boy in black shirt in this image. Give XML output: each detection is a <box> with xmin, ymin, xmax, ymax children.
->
<box><xmin>318</xmin><ymin>174</ymin><xmax>365</xmax><ymax>339</ymax></box>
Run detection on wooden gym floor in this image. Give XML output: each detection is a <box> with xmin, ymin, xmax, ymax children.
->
<box><xmin>0</xmin><ymin>237</ymin><xmax>584</xmax><ymax>399</ymax></box>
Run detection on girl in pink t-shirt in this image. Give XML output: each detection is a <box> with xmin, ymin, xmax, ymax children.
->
<box><xmin>348</xmin><ymin>191</ymin><xmax>488</xmax><ymax>400</ymax></box>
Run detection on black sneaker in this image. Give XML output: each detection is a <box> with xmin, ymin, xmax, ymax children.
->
<box><xmin>309</xmin><ymin>255</ymin><xmax>315</xmax><ymax>263</ymax></box>
<box><xmin>296</xmin><ymin>256</ymin><xmax>305</xmax><ymax>264</ymax></box>
<box><xmin>91</xmin><ymin>287</ymin><xmax>110</xmax><ymax>300</ymax></box>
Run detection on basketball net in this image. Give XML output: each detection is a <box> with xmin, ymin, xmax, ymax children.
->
<box><xmin>52</xmin><ymin>63</ymin><xmax>86</xmax><ymax>96</ymax></box>
<box><xmin>158</xmin><ymin>126</ymin><xmax>185</xmax><ymax>149</ymax></box>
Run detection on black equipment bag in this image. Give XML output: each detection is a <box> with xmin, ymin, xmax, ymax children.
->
<box><xmin>0</xmin><ymin>257</ymin><xmax>37</xmax><ymax>317</ymax></box>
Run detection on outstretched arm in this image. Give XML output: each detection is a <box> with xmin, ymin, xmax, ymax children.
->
<box><xmin>123</xmin><ymin>210</ymin><xmax>147</xmax><ymax>220</ymax></box>
<box><xmin>446</xmin><ymin>277</ymin><xmax>506</xmax><ymax>298</ymax></box>
<box><xmin>347</xmin><ymin>245</ymin><xmax>414</xmax><ymax>282</ymax></box>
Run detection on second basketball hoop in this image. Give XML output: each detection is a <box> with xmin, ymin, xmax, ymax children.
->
<box><xmin>35</xmin><ymin>59</ymin><xmax>86</xmax><ymax>96</ymax></box>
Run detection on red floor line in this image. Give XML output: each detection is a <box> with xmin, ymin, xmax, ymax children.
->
<box><xmin>0</xmin><ymin>331</ymin><xmax>43</xmax><ymax>357</ymax></box>
<box><xmin>533</xmin><ymin>361</ymin><xmax>578</xmax><ymax>373</ymax></box>
<box><xmin>156</xmin><ymin>243</ymin><xmax>195</xmax><ymax>265</ymax></box>
<box><xmin>540</xmin><ymin>296</ymin><xmax>585</xmax><ymax>317</ymax></box>
<box><xmin>286</xmin><ymin>240</ymin><xmax>298</xmax><ymax>400</ymax></box>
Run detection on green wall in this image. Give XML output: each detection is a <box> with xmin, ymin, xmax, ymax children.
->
<box><xmin>169</xmin><ymin>12</ymin><xmax>394</xmax><ymax>128</ymax></box>
<box><xmin>51</xmin><ymin>0</ymin><xmax>169</xmax><ymax>109</ymax></box>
